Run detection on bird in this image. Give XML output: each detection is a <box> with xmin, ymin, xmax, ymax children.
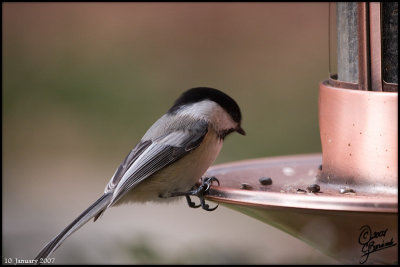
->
<box><xmin>34</xmin><ymin>87</ymin><xmax>245</xmax><ymax>262</ymax></box>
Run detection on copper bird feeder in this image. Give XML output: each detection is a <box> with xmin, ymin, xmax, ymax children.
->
<box><xmin>204</xmin><ymin>3</ymin><xmax>398</xmax><ymax>264</ymax></box>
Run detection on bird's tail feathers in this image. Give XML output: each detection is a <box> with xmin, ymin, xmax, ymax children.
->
<box><xmin>35</xmin><ymin>193</ymin><xmax>112</xmax><ymax>262</ymax></box>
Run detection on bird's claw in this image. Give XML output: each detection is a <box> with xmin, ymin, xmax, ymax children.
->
<box><xmin>195</xmin><ymin>176</ymin><xmax>220</xmax><ymax>195</ymax></box>
<box><xmin>185</xmin><ymin>196</ymin><xmax>201</xmax><ymax>208</ymax></box>
<box><xmin>171</xmin><ymin>176</ymin><xmax>220</xmax><ymax>211</ymax></box>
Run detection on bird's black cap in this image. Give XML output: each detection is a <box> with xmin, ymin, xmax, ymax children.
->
<box><xmin>169</xmin><ymin>87</ymin><xmax>245</xmax><ymax>136</ymax></box>
<box><xmin>169</xmin><ymin>87</ymin><xmax>243</xmax><ymax>126</ymax></box>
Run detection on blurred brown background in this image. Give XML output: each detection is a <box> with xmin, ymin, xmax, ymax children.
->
<box><xmin>3</xmin><ymin>2</ymin><xmax>337</xmax><ymax>264</ymax></box>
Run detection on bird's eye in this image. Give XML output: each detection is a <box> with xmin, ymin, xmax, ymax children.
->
<box><xmin>219</xmin><ymin>129</ymin><xmax>235</xmax><ymax>139</ymax></box>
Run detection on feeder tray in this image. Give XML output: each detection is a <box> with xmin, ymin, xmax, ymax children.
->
<box><xmin>205</xmin><ymin>154</ymin><xmax>398</xmax><ymax>264</ymax></box>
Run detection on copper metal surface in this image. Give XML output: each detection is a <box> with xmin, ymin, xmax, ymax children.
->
<box><xmin>204</xmin><ymin>154</ymin><xmax>398</xmax><ymax>264</ymax></box>
<box><xmin>369</xmin><ymin>2</ymin><xmax>383</xmax><ymax>91</ymax></box>
<box><xmin>383</xmin><ymin>81</ymin><xmax>398</xmax><ymax>92</ymax></box>
<box><xmin>328</xmin><ymin>76</ymin><xmax>358</xmax><ymax>90</ymax></box>
<box><xmin>318</xmin><ymin>81</ymin><xmax>398</xmax><ymax>192</ymax></box>
<box><xmin>222</xmin><ymin>203</ymin><xmax>397</xmax><ymax>264</ymax></box>
<box><xmin>205</xmin><ymin>154</ymin><xmax>397</xmax><ymax>213</ymax></box>
<box><xmin>357</xmin><ymin>2</ymin><xmax>370</xmax><ymax>90</ymax></box>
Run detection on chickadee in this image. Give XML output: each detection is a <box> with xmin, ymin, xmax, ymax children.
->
<box><xmin>35</xmin><ymin>87</ymin><xmax>245</xmax><ymax>261</ymax></box>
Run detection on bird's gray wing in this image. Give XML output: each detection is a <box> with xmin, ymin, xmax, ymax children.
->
<box><xmin>103</xmin><ymin>139</ymin><xmax>153</xmax><ymax>194</ymax></box>
<box><xmin>91</xmin><ymin>140</ymin><xmax>153</xmax><ymax>222</ymax></box>
<box><xmin>107</xmin><ymin>119</ymin><xmax>209</xmax><ymax>207</ymax></box>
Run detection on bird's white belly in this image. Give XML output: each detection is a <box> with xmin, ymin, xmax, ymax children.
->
<box><xmin>115</xmin><ymin>130</ymin><xmax>223</xmax><ymax>204</ymax></box>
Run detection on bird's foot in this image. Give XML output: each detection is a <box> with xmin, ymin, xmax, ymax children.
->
<box><xmin>169</xmin><ymin>176</ymin><xmax>220</xmax><ymax>211</ymax></box>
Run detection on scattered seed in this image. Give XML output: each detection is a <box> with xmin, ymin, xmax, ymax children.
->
<box><xmin>339</xmin><ymin>188</ymin><xmax>356</xmax><ymax>194</ymax></box>
<box><xmin>296</xmin><ymin>189</ymin><xmax>307</xmax><ymax>193</ymax></box>
<box><xmin>307</xmin><ymin>184</ymin><xmax>320</xmax><ymax>193</ymax></box>
<box><xmin>240</xmin><ymin>183</ymin><xmax>253</xmax><ymax>190</ymax></box>
<box><xmin>259</xmin><ymin>177</ymin><xmax>273</xmax><ymax>185</ymax></box>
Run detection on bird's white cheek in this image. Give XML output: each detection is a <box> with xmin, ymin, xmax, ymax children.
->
<box><xmin>209</xmin><ymin>106</ymin><xmax>238</xmax><ymax>134</ymax></box>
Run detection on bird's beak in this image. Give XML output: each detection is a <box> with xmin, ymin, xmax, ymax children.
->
<box><xmin>236</xmin><ymin>125</ymin><xmax>246</xmax><ymax>135</ymax></box>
